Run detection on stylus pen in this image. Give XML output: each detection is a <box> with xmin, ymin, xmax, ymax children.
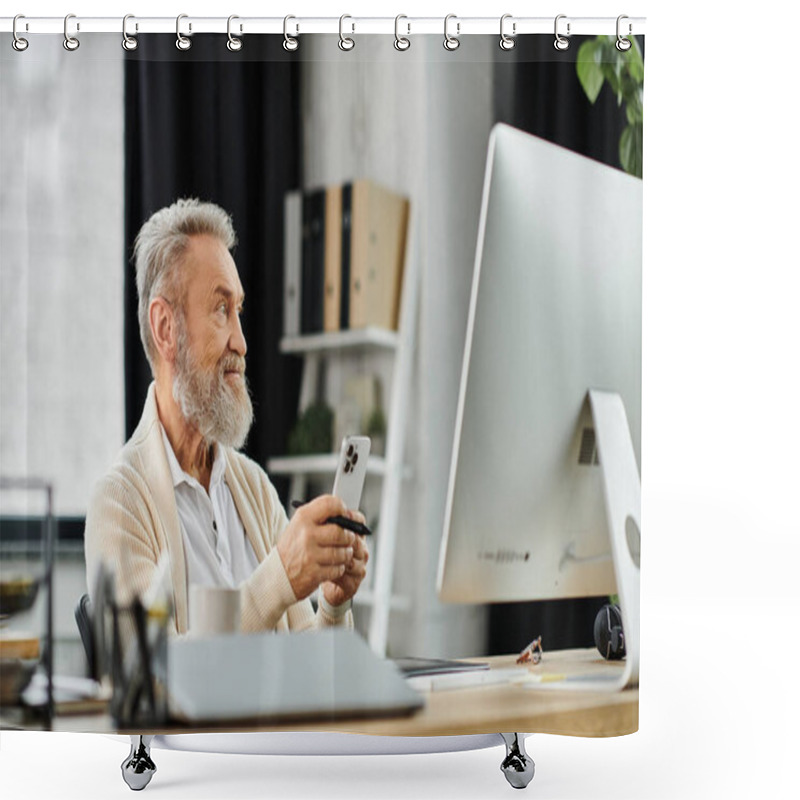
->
<box><xmin>291</xmin><ymin>500</ymin><xmax>373</xmax><ymax>536</ymax></box>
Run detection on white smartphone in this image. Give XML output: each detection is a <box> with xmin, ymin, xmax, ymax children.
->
<box><xmin>331</xmin><ymin>435</ymin><xmax>370</xmax><ymax>512</ymax></box>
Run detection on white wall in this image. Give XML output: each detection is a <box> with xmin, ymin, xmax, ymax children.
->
<box><xmin>301</xmin><ymin>36</ymin><xmax>493</xmax><ymax>657</ymax></box>
<box><xmin>1</xmin><ymin>35</ymin><xmax>124</xmax><ymax>675</ymax></box>
<box><xmin>0</xmin><ymin>36</ymin><xmax>125</xmax><ymax>517</ymax></box>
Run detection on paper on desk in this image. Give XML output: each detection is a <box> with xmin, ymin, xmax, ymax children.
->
<box><xmin>406</xmin><ymin>667</ymin><xmax>544</xmax><ymax>692</ymax></box>
<box><xmin>403</xmin><ymin>666</ymin><xmax>596</xmax><ymax>692</ymax></box>
<box><xmin>21</xmin><ymin>672</ymin><xmax>104</xmax><ymax>706</ymax></box>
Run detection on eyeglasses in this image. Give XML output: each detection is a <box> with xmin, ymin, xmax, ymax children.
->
<box><xmin>516</xmin><ymin>635</ymin><xmax>543</xmax><ymax>665</ymax></box>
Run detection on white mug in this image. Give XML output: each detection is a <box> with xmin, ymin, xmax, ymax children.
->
<box><xmin>188</xmin><ymin>584</ymin><xmax>241</xmax><ymax>636</ymax></box>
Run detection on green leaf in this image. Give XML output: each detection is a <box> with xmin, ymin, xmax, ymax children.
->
<box><xmin>619</xmin><ymin>123</ymin><xmax>643</xmax><ymax>178</ymax></box>
<box><xmin>601</xmin><ymin>60</ymin><xmax>622</xmax><ymax>100</ymax></box>
<box><xmin>625</xmin><ymin>86</ymin><xmax>643</xmax><ymax>124</ymax></box>
<box><xmin>614</xmin><ymin>59</ymin><xmax>625</xmax><ymax>105</ymax></box>
<box><xmin>597</xmin><ymin>35</ymin><xmax>616</xmax><ymax>64</ymax></box>
<box><xmin>576</xmin><ymin>39</ymin><xmax>605</xmax><ymax>104</ymax></box>
<box><xmin>576</xmin><ymin>38</ymin><xmax>596</xmax><ymax>62</ymax></box>
<box><xmin>626</xmin><ymin>37</ymin><xmax>645</xmax><ymax>83</ymax></box>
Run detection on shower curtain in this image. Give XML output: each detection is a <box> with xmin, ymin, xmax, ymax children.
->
<box><xmin>0</xmin><ymin>14</ymin><xmax>644</xmax><ymax>762</ymax></box>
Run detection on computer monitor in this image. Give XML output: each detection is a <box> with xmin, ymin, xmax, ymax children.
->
<box><xmin>437</xmin><ymin>124</ymin><xmax>642</xmax><ymax>687</ymax></box>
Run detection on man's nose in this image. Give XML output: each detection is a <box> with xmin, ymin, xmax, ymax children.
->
<box><xmin>230</xmin><ymin>313</ymin><xmax>247</xmax><ymax>357</ymax></box>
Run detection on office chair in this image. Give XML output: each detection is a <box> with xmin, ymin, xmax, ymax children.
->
<box><xmin>73</xmin><ymin>593</ymin><xmax>96</xmax><ymax>681</ymax></box>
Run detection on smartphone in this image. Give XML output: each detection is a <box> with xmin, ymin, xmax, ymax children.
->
<box><xmin>331</xmin><ymin>435</ymin><xmax>370</xmax><ymax>512</ymax></box>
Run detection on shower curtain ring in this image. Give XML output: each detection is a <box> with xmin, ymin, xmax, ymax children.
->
<box><xmin>63</xmin><ymin>13</ymin><xmax>80</xmax><ymax>51</ymax></box>
<box><xmin>122</xmin><ymin>15</ymin><xmax>138</xmax><ymax>51</ymax></box>
<box><xmin>616</xmin><ymin>15</ymin><xmax>632</xmax><ymax>51</ymax></box>
<box><xmin>176</xmin><ymin>14</ymin><xmax>192</xmax><ymax>51</ymax></box>
<box><xmin>227</xmin><ymin>15</ymin><xmax>242</xmax><ymax>51</ymax></box>
<box><xmin>553</xmin><ymin>14</ymin><xmax>570</xmax><ymax>51</ymax></box>
<box><xmin>283</xmin><ymin>16</ymin><xmax>299</xmax><ymax>51</ymax></box>
<box><xmin>443</xmin><ymin>14</ymin><xmax>460</xmax><ymax>51</ymax></box>
<box><xmin>338</xmin><ymin>15</ymin><xmax>355</xmax><ymax>51</ymax></box>
<box><xmin>394</xmin><ymin>15</ymin><xmax>410</xmax><ymax>51</ymax></box>
<box><xmin>12</xmin><ymin>15</ymin><xmax>29</xmax><ymax>51</ymax></box>
<box><xmin>499</xmin><ymin>14</ymin><xmax>516</xmax><ymax>51</ymax></box>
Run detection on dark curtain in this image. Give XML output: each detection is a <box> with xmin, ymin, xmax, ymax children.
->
<box><xmin>488</xmin><ymin>35</ymin><xmax>643</xmax><ymax>655</ymax></box>
<box><xmin>123</xmin><ymin>36</ymin><xmax>302</xmax><ymax>495</ymax></box>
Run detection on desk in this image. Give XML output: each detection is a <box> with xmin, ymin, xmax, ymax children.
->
<box><xmin>5</xmin><ymin>648</ymin><xmax>637</xmax><ymax>739</ymax></box>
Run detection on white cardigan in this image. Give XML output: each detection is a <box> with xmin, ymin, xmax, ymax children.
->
<box><xmin>84</xmin><ymin>383</ymin><xmax>352</xmax><ymax>635</ymax></box>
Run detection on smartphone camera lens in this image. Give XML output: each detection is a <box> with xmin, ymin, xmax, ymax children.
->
<box><xmin>347</xmin><ymin>445</ymin><xmax>355</xmax><ymax>457</ymax></box>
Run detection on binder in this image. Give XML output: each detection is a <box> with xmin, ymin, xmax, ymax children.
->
<box><xmin>323</xmin><ymin>184</ymin><xmax>343</xmax><ymax>333</ymax></box>
<box><xmin>283</xmin><ymin>190</ymin><xmax>302</xmax><ymax>339</ymax></box>
<box><xmin>340</xmin><ymin>183</ymin><xmax>353</xmax><ymax>331</ymax></box>
<box><xmin>348</xmin><ymin>180</ymin><xmax>410</xmax><ymax>330</ymax></box>
<box><xmin>301</xmin><ymin>189</ymin><xmax>326</xmax><ymax>334</ymax></box>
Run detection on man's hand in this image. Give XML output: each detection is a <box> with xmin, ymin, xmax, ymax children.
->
<box><xmin>277</xmin><ymin>495</ymin><xmax>360</xmax><ymax>602</ymax></box>
<box><xmin>322</xmin><ymin>509</ymin><xmax>369</xmax><ymax>608</ymax></box>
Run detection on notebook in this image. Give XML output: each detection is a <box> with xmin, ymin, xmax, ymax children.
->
<box><xmin>393</xmin><ymin>656</ymin><xmax>489</xmax><ymax>678</ymax></box>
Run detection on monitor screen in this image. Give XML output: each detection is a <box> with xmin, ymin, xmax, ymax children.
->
<box><xmin>438</xmin><ymin>124</ymin><xmax>642</xmax><ymax>606</ymax></box>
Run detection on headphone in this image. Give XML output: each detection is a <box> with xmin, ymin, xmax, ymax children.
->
<box><xmin>594</xmin><ymin>603</ymin><xmax>626</xmax><ymax>660</ymax></box>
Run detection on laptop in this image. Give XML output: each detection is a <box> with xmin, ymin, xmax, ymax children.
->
<box><xmin>167</xmin><ymin>628</ymin><xmax>424</xmax><ymax>724</ymax></box>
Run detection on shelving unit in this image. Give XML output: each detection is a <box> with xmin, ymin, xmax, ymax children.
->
<box><xmin>268</xmin><ymin>453</ymin><xmax>389</xmax><ymax>478</ymax></box>
<box><xmin>0</xmin><ymin>477</ymin><xmax>55</xmax><ymax>726</ymax></box>
<box><xmin>279</xmin><ymin>327</ymin><xmax>400</xmax><ymax>354</ymax></box>
<box><xmin>268</xmin><ymin>215</ymin><xmax>419</xmax><ymax>656</ymax></box>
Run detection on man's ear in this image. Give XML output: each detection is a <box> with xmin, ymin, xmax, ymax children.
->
<box><xmin>149</xmin><ymin>297</ymin><xmax>177</xmax><ymax>365</ymax></box>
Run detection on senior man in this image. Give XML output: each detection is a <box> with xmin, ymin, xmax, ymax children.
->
<box><xmin>85</xmin><ymin>198</ymin><xmax>367</xmax><ymax>633</ymax></box>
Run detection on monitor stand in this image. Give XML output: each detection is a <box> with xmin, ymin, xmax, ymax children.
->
<box><xmin>587</xmin><ymin>389</ymin><xmax>641</xmax><ymax>690</ymax></box>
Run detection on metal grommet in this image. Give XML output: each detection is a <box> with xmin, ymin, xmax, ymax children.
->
<box><xmin>394</xmin><ymin>14</ymin><xmax>410</xmax><ymax>51</ymax></box>
<box><xmin>63</xmin><ymin>13</ymin><xmax>80</xmax><ymax>51</ymax></box>
<box><xmin>553</xmin><ymin>14</ymin><xmax>570</xmax><ymax>51</ymax></box>
<box><xmin>227</xmin><ymin>15</ymin><xmax>242</xmax><ymax>51</ymax></box>
<box><xmin>616</xmin><ymin>15</ymin><xmax>632</xmax><ymax>51</ymax></box>
<box><xmin>499</xmin><ymin>13</ymin><xmax>516</xmax><ymax>51</ymax></box>
<box><xmin>443</xmin><ymin>14</ymin><xmax>460</xmax><ymax>51</ymax></box>
<box><xmin>122</xmin><ymin>14</ymin><xmax>138</xmax><ymax>51</ymax></box>
<box><xmin>338</xmin><ymin>14</ymin><xmax>355</xmax><ymax>51</ymax></box>
<box><xmin>283</xmin><ymin>15</ymin><xmax>299</xmax><ymax>51</ymax></box>
<box><xmin>12</xmin><ymin>15</ymin><xmax>29</xmax><ymax>52</ymax></box>
<box><xmin>176</xmin><ymin>14</ymin><xmax>192</xmax><ymax>51</ymax></box>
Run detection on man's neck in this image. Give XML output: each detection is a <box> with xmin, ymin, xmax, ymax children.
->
<box><xmin>154</xmin><ymin>380</ymin><xmax>214</xmax><ymax>492</ymax></box>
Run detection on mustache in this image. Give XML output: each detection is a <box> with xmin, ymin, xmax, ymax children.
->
<box><xmin>218</xmin><ymin>352</ymin><xmax>246</xmax><ymax>375</ymax></box>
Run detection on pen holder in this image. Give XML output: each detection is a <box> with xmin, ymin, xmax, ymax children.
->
<box><xmin>99</xmin><ymin>595</ymin><xmax>171</xmax><ymax>728</ymax></box>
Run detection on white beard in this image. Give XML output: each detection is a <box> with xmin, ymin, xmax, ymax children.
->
<box><xmin>171</xmin><ymin>320</ymin><xmax>253</xmax><ymax>450</ymax></box>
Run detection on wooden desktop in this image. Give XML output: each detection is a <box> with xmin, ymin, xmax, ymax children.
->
<box><xmin>8</xmin><ymin>648</ymin><xmax>635</xmax><ymax>738</ymax></box>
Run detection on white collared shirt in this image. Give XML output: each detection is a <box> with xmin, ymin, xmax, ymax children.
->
<box><xmin>160</xmin><ymin>426</ymin><xmax>260</xmax><ymax>590</ymax></box>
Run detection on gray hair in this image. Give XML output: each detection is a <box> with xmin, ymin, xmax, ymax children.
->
<box><xmin>133</xmin><ymin>198</ymin><xmax>237</xmax><ymax>372</ymax></box>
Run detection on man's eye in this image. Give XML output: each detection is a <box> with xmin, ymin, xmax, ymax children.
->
<box><xmin>217</xmin><ymin>303</ymin><xmax>228</xmax><ymax>315</ymax></box>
